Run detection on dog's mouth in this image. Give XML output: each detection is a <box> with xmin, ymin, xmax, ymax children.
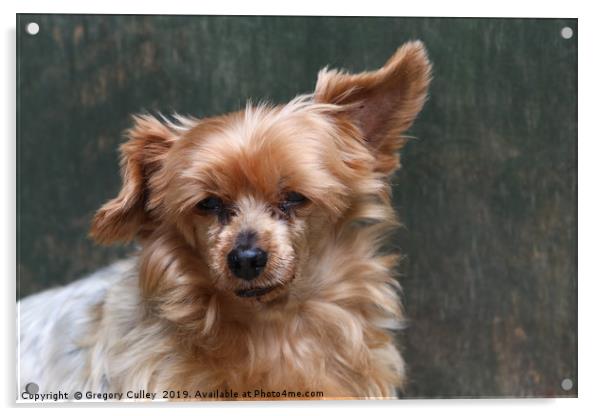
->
<box><xmin>235</xmin><ymin>284</ymin><xmax>280</xmax><ymax>298</ymax></box>
<box><xmin>234</xmin><ymin>275</ymin><xmax>295</xmax><ymax>301</ymax></box>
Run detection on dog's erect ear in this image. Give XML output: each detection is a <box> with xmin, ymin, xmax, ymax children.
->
<box><xmin>314</xmin><ymin>41</ymin><xmax>432</xmax><ymax>174</ymax></box>
<box><xmin>90</xmin><ymin>115</ymin><xmax>178</xmax><ymax>244</ymax></box>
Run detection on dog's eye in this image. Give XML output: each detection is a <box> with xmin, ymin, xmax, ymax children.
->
<box><xmin>279</xmin><ymin>192</ymin><xmax>308</xmax><ymax>214</ymax></box>
<box><xmin>196</xmin><ymin>196</ymin><xmax>223</xmax><ymax>212</ymax></box>
<box><xmin>284</xmin><ymin>192</ymin><xmax>308</xmax><ymax>204</ymax></box>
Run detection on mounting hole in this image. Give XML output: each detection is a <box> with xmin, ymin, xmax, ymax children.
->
<box><xmin>561</xmin><ymin>378</ymin><xmax>573</xmax><ymax>391</ymax></box>
<box><xmin>25</xmin><ymin>382</ymin><xmax>39</xmax><ymax>394</ymax></box>
<box><xmin>560</xmin><ymin>26</ymin><xmax>573</xmax><ymax>39</ymax></box>
<box><xmin>25</xmin><ymin>22</ymin><xmax>40</xmax><ymax>36</ymax></box>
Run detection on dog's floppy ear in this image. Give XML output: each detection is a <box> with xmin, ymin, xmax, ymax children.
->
<box><xmin>90</xmin><ymin>115</ymin><xmax>178</xmax><ymax>244</ymax></box>
<box><xmin>314</xmin><ymin>41</ymin><xmax>432</xmax><ymax>174</ymax></box>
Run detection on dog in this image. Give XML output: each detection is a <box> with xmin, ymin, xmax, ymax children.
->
<box><xmin>18</xmin><ymin>41</ymin><xmax>432</xmax><ymax>400</ymax></box>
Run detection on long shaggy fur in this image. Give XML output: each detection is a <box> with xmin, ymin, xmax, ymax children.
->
<box><xmin>18</xmin><ymin>41</ymin><xmax>432</xmax><ymax>400</ymax></box>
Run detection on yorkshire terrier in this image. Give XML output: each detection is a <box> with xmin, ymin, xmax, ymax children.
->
<box><xmin>19</xmin><ymin>41</ymin><xmax>432</xmax><ymax>400</ymax></box>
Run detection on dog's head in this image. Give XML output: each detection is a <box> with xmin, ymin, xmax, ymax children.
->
<box><xmin>90</xmin><ymin>41</ymin><xmax>431</xmax><ymax>306</ymax></box>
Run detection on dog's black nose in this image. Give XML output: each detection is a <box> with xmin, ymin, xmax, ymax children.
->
<box><xmin>227</xmin><ymin>246</ymin><xmax>268</xmax><ymax>281</ymax></box>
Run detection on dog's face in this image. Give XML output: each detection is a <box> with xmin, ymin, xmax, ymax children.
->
<box><xmin>90</xmin><ymin>41</ymin><xmax>431</xmax><ymax>306</ymax></box>
<box><xmin>158</xmin><ymin>106</ymin><xmax>367</xmax><ymax>301</ymax></box>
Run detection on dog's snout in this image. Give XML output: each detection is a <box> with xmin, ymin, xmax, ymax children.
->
<box><xmin>228</xmin><ymin>246</ymin><xmax>268</xmax><ymax>281</ymax></box>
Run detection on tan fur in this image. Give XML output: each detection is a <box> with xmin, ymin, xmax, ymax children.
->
<box><xmin>26</xmin><ymin>41</ymin><xmax>432</xmax><ymax>400</ymax></box>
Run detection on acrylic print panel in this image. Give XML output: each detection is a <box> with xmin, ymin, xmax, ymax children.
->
<box><xmin>16</xmin><ymin>15</ymin><xmax>577</xmax><ymax>402</ymax></box>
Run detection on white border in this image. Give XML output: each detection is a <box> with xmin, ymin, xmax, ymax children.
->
<box><xmin>0</xmin><ymin>0</ymin><xmax>585</xmax><ymax>17</ymax></box>
<box><xmin>2</xmin><ymin>1</ymin><xmax>600</xmax><ymax>415</ymax></box>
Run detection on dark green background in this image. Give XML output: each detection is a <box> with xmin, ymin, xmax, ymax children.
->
<box><xmin>16</xmin><ymin>15</ymin><xmax>577</xmax><ymax>398</ymax></box>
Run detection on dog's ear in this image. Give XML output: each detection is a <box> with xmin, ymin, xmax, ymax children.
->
<box><xmin>90</xmin><ymin>115</ymin><xmax>178</xmax><ymax>244</ymax></box>
<box><xmin>314</xmin><ymin>41</ymin><xmax>432</xmax><ymax>174</ymax></box>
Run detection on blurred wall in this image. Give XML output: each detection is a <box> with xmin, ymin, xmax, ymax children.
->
<box><xmin>17</xmin><ymin>15</ymin><xmax>577</xmax><ymax>398</ymax></box>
